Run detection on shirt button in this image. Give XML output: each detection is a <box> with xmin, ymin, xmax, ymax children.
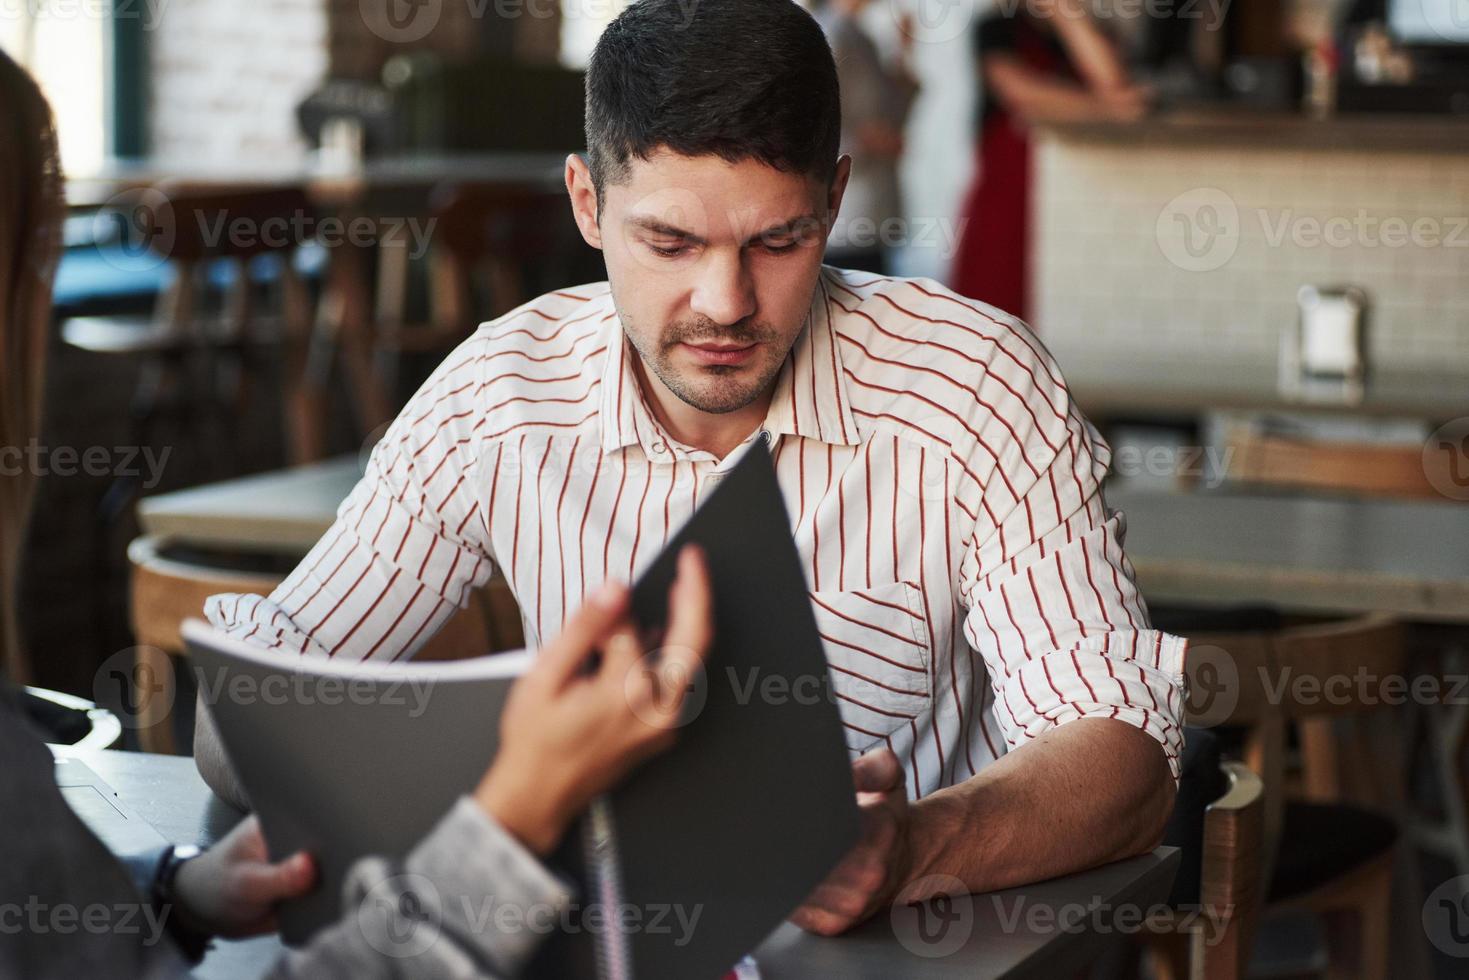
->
<box><xmin>650</xmin><ymin>441</ymin><xmax>667</xmax><ymax>455</ymax></box>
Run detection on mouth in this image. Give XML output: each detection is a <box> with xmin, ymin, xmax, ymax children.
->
<box><xmin>679</xmin><ymin>340</ymin><xmax>760</xmax><ymax>367</ymax></box>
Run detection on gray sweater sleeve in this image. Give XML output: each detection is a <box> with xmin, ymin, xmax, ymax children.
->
<box><xmin>264</xmin><ymin>797</ymin><xmax>575</xmax><ymax>979</ymax></box>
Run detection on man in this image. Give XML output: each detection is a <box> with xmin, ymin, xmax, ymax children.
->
<box><xmin>199</xmin><ymin>0</ymin><xmax>1184</xmax><ymax>937</ymax></box>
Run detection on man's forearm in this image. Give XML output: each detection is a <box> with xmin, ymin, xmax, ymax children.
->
<box><xmin>193</xmin><ymin>694</ymin><xmax>250</xmax><ymax>811</ymax></box>
<box><xmin>904</xmin><ymin>718</ymin><xmax>1175</xmax><ymax>897</ymax></box>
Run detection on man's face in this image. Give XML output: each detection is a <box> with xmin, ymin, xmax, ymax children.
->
<box><xmin>588</xmin><ymin>149</ymin><xmax>836</xmax><ymax>416</ymax></box>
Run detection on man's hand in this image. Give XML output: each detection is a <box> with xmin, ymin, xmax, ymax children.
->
<box><xmin>790</xmin><ymin>749</ymin><xmax>914</xmax><ymax>936</ymax></box>
<box><xmin>172</xmin><ymin>816</ymin><xmax>316</xmax><ymax>938</ymax></box>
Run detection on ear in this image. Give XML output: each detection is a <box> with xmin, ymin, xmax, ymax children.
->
<box><xmin>565</xmin><ymin>153</ymin><xmax>604</xmax><ymax>250</ymax></box>
<box><xmin>824</xmin><ymin>155</ymin><xmax>853</xmax><ymax>231</ymax></box>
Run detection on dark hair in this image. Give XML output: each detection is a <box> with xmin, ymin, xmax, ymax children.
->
<box><xmin>585</xmin><ymin>0</ymin><xmax>841</xmax><ymax>207</ymax></box>
<box><xmin>0</xmin><ymin>50</ymin><xmax>62</xmax><ymax>684</ymax></box>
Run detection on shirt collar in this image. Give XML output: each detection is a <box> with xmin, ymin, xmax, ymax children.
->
<box><xmin>598</xmin><ymin>268</ymin><xmax>861</xmax><ymax>456</ymax></box>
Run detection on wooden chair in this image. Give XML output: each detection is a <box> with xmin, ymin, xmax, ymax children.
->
<box><xmin>1219</xmin><ymin>424</ymin><xmax>1444</xmax><ymax>502</ymax></box>
<box><xmin>63</xmin><ymin>184</ymin><xmax>317</xmax><ymax>474</ymax></box>
<box><xmin>366</xmin><ymin>182</ymin><xmax>568</xmax><ymax>394</ymax></box>
<box><xmin>1147</xmin><ymin>761</ymin><xmax>1267</xmax><ymax>980</ymax></box>
<box><xmin>127</xmin><ymin>535</ymin><xmax>523</xmax><ymax>754</ymax></box>
<box><xmin>1177</xmin><ymin>616</ymin><xmax>1407</xmax><ymax>979</ymax></box>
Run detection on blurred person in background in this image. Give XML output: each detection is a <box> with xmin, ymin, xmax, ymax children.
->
<box><xmin>811</xmin><ymin>0</ymin><xmax>918</xmax><ymax>275</ymax></box>
<box><xmin>950</xmin><ymin>0</ymin><xmax>1151</xmax><ymax>322</ymax></box>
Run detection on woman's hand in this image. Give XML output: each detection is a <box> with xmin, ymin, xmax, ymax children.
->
<box><xmin>474</xmin><ymin>545</ymin><xmax>714</xmax><ymax>855</ymax></box>
<box><xmin>171</xmin><ymin>816</ymin><xmax>316</xmax><ymax>938</ymax></box>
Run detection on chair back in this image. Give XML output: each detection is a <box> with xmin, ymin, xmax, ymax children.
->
<box><xmin>1222</xmin><ymin>425</ymin><xmax>1444</xmax><ymax>501</ymax></box>
<box><xmin>1197</xmin><ymin>761</ymin><xmax>1267</xmax><ymax>980</ymax></box>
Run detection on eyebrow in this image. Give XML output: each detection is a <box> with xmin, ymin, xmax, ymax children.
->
<box><xmin>624</xmin><ymin>212</ymin><xmax>820</xmax><ymax>247</ymax></box>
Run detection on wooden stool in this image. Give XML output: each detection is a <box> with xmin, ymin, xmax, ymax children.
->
<box><xmin>128</xmin><ymin>535</ymin><xmax>522</xmax><ymax>754</ymax></box>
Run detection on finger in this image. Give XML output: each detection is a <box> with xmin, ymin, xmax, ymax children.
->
<box><xmin>799</xmin><ymin>882</ymin><xmax>874</xmax><ymax>922</ymax></box>
<box><xmin>852</xmin><ymin>748</ymin><xmax>904</xmax><ymax>795</ymax></box>
<box><xmin>599</xmin><ymin>621</ymin><xmax>644</xmax><ymax>683</ymax></box>
<box><xmin>789</xmin><ymin>904</ymin><xmax>856</xmax><ymax>937</ymax></box>
<box><xmin>533</xmin><ymin>582</ymin><xmax>631</xmax><ymax>690</ymax></box>
<box><xmin>243</xmin><ymin>852</ymin><xmax>316</xmax><ymax>902</ymax></box>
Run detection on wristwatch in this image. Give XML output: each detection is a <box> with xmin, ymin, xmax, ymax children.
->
<box><xmin>151</xmin><ymin>844</ymin><xmax>213</xmax><ymax>962</ymax></box>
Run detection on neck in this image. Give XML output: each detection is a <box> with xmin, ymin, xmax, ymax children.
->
<box><xmin>632</xmin><ymin>357</ymin><xmax>774</xmax><ymax>460</ymax></box>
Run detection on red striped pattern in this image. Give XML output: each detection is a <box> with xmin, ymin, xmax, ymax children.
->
<box><xmin>206</xmin><ymin>269</ymin><xmax>1186</xmax><ymax>797</ymax></box>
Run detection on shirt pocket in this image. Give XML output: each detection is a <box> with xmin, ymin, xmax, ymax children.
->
<box><xmin>808</xmin><ymin>581</ymin><xmax>932</xmax><ymax>752</ymax></box>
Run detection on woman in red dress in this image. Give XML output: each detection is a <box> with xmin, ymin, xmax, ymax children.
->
<box><xmin>950</xmin><ymin>0</ymin><xmax>1149</xmax><ymax>324</ymax></box>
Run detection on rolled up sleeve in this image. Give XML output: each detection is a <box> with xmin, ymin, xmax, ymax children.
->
<box><xmin>960</xmin><ymin>420</ymin><xmax>1186</xmax><ymax>781</ymax></box>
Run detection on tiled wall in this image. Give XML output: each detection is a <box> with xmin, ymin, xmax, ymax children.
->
<box><xmin>149</xmin><ymin>0</ymin><xmax>329</xmax><ymax>166</ymax></box>
<box><xmin>1031</xmin><ymin>134</ymin><xmax>1469</xmax><ymax>375</ymax></box>
<box><xmin>148</xmin><ymin>0</ymin><xmax>487</xmax><ymax>166</ymax></box>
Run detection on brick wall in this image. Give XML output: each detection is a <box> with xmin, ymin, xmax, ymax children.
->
<box><xmin>148</xmin><ymin>0</ymin><xmax>330</xmax><ymax>166</ymax></box>
<box><xmin>1032</xmin><ymin>133</ymin><xmax>1469</xmax><ymax>374</ymax></box>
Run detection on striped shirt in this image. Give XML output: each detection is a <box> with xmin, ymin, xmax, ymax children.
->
<box><xmin>206</xmin><ymin>266</ymin><xmax>1186</xmax><ymax>798</ymax></box>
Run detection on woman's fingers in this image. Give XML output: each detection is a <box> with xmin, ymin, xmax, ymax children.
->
<box><xmin>533</xmin><ymin>581</ymin><xmax>631</xmax><ymax>691</ymax></box>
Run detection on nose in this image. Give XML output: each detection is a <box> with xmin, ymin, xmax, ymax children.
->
<box><xmin>689</xmin><ymin>249</ymin><xmax>756</xmax><ymax>328</ymax></box>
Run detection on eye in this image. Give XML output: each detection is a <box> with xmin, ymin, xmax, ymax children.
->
<box><xmin>646</xmin><ymin>241</ymin><xmax>688</xmax><ymax>258</ymax></box>
<box><xmin>761</xmin><ymin>239</ymin><xmax>800</xmax><ymax>254</ymax></box>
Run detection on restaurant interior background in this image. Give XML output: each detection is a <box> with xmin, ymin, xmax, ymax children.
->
<box><xmin>4</xmin><ymin>0</ymin><xmax>1469</xmax><ymax>976</ymax></box>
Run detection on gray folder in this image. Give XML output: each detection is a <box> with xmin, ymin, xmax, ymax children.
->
<box><xmin>185</xmin><ymin>442</ymin><xmax>860</xmax><ymax>978</ymax></box>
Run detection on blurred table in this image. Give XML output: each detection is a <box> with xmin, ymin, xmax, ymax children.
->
<box><xmin>142</xmin><ymin>464</ymin><xmax>1469</xmax><ymax>622</ymax></box>
<box><xmin>1109</xmin><ymin>487</ymin><xmax>1469</xmax><ymax>622</ymax></box>
<box><xmin>138</xmin><ymin>457</ymin><xmax>362</xmax><ymax>555</ymax></box>
<box><xmin>64</xmin><ymin>746</ymin><xmax>1178</xmax><ymax>980</ymax></box>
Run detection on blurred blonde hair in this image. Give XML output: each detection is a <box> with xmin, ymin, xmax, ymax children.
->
<box><xmin>0</xmin><ymin>50</ymin><xmax>64</xmax><ymax>683</ymax></box>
